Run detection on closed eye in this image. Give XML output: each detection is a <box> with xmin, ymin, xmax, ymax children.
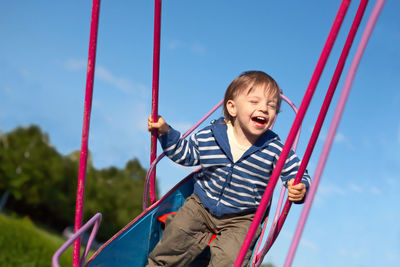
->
<box><xmin>268</xmin><ymin>101</ymin><xmax>277</xmax><ymax>109</ymax></box>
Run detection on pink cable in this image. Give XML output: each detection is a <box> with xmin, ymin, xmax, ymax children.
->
<box><xmin>266</xmin><ymin>0</ymin><xmax>369</xmax><ymax>254</ymax></box>
<box><xmin>233</xmin><ymin>1</ymin><xmax>351</xmax><ymax>266</ymax></box>
<box><xmin>284</xmin><ymin>1</ymin><xmax>385</xmax><ymax>266</ymax></box>
<box><xmin>73</xmin><ymin>1</ymin><xmax>101</xmax><ymax>266</ymax></box>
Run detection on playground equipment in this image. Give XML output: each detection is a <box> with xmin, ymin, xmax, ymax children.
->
<box><xmin>52</xmin><ymin>0</ymin><xmax>385</xmax><ymax>266</ymax></box>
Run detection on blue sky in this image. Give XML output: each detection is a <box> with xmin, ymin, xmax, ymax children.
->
<box><xmin>1</xmin><ymin>0</ymin><xmax>399</xmax><ymax>266</ymax></box>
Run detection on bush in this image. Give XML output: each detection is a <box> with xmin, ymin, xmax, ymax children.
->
<box><xmin>0</xmin><ymin>213</ymin><xmax>74</xmax><ymax>266</ymax></box>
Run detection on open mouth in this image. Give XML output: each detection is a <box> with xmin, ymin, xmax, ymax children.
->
<box><xmin>252</xmin><ymin>116</ymin><xmax>267</xmax><ymax>126</ymax></box>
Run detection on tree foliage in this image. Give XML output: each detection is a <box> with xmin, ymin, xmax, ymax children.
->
<box><xmin>0</xmin><ymin>125</ymin><xmax>151</xmax><ymax>242</ymax></box>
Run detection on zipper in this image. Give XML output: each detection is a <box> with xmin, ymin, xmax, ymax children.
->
<box><xmin>216</xmin><ymin>164</ymin><xmax>233</xmax><ymax>207</ymax></box>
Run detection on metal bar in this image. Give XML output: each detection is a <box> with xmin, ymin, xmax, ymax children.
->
<box><xmin>253</xmin><ymin>94</ymin><xmax>300</xmax><ymax>267</ymax></box>
<box><xmin>53</xmin><ymin>213</ymin><xmax>102</xmax><ymax>267</ymax></box>
<box><xmin>149</xmin><ymin>0</ymin><xmax>162</xmax><ymax>205</ymax></box>
<box><xmin>73</xmin><ymin>0</ymin><xmax>101</xmax><ymax>266</ymax></box>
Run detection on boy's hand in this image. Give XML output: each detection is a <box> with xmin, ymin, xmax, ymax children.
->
<box><xmin>148</xmin><ymin>115</ymin><xmax>170</xmax><ymax>136</ymax></box>
<box><xmin>287</xmin><ymin>179</ymin><xmax>306</xmax><ymax>202</ymax></box>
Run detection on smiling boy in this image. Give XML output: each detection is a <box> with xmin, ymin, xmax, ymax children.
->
<box><xmin>146</xmin><ymin>71</ymin><xmax>311</xmax><ymax>266</ymax></box>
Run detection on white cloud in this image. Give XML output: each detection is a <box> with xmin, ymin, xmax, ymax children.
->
<box><xmin>333</xmin><ymin>132</ymin><xmax>346</xmax><ymax>143</ymax></box>
<box><xmin>385</xmin><ymin>177</ymin><xmax>397</xmax><ymax>186</ymax></box>
<box><xmin>281</xmin><ymin>229</ymin><xmax>293</xmax><ymax>240</ymax></box>
<box><xmin>2</xmin><ymin>87</ymin><xmax>12</xmax><ymax>95</ymax></box>
<box><xmin>279</xmin><ymin>229</ymin><xmax>317</xmax><ymax>251</ymax></box>
<box><xmin>19</xmin><ymin>68</ymin><xmax>31</xmax><ymax>79</ymax></box>
<box><xmin>361</xmin><ymin>136</ymin><xmax>373</xmax><ymax>150</ymax></box>
<box><xmin>348</xmin><ymin>183</ymin><xmax>363</xmax><ymax>193</ymax></box>
<box><xmin>167</xmin><ymin>40</ymin><xmax>206</xmax><ymax>55</ymax></box>
<box><xmin>63</xmin><ymin>60</ymin><xmax>145</xmax><ymax>95</ymax></box>
<box><xmin>338</xmin><ymin>247</ymin><xmax>369</xmax><ymax>261</ymax></box>
<box><xmin>317</xmin><ymin>130</ymin><xmax>354</xmax><ymax>150</ymax></box>
<box><xmin>168</xmin><ymin>40</ymin><xmax>184</xmax><ymax>50</ymax></box>
<box><xmin>369</xmin><ymin>186</ymin><xmax>382</xmax><ymax>195</ymax></box>
<box><xmin>385</xmin><ymin>251</ymin><xmax>400</xmax><ymax>262</ymax></box>
<box><xmin>348</xmin><ymin>184</ymin><xmax>382</xmax><ymax>195</ymax></box>
<box><xmin>64</xmin><ymin>58</ymin><xmax>86</xmax><ymax>71</ymax></box>
<box><xmin>95</xmin><ymin>66</ymin><xmax>136</xmax><ymax>94</ymax></box>
<box><xmin>300</xmin><ymin>237</ymin><xmax>318</xmax><ymax>250</ymax></box>
<box><xmin>318</xmin><ymin>182</ymin><xmax>345</xmax><ymax>196</ymax></box>
<box><xmin>190</xmin><ymin>42</ymin><xmax>206</xmax><ymax>55</ymax></box>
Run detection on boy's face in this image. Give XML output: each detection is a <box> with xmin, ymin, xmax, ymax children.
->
<box><xmin>226</xmin><ymin>84</ymin><xmax>278</xmax><ymax>145</ymax></box>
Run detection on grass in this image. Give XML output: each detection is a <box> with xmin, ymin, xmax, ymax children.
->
<box><xmin>0</xmin><ymin>213</ymin><xmax>79</xmax><ymax>267</ymax></box>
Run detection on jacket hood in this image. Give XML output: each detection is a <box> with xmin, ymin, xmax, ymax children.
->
<box><xmin>210</xmin><ymin>117</ymin><xmax>280</xmax><ymax>162</ymax></box>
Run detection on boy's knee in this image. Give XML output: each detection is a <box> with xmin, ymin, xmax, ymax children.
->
<box><xmin>208</xmin><ymin>247</ymin><xmax>237</xmax><ymax>267</ymax></box>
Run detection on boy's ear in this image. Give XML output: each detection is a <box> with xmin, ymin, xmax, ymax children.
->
<box><xmin>226</xmin><ymin>100</ymin><xmax>237</xmax><ymax>117</ymax></box>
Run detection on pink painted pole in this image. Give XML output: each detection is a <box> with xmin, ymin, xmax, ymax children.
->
<box><xmin>149</xmin><ymin>0</ymin><xmax>162</xmax><ymax>206</ymax></box>
<box><xmin>266</xmin><ymin>0</ymin><xmax>368</xmax><ymax>253</ymax></box>
<box><xmin>72</xmin><ymin>1</ymin><xmax>101</xmax><ymax>266</ymax></box>
<box><xmin>254</xmin><ymin>95</ymin><xmax>300</xmax><ymax>267</ymax></box>
<box><xmin>233</xmin><ymin>1</ymin><xmax>351</xmax><ymax>266</ymax></box>
<box><xmin>284</xmin><ymin>1</ymin><xmax>385</xmax><ymax>265</ymax></box>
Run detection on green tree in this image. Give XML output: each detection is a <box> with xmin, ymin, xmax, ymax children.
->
<box><xmin>84</xmin><ymin>159</ymin><xmax>148</xmax><ymax>241</ymax></box>
<box><xmin>0</xmin><ymin>125</ymin><xmax>151</xmax><ymax>242</ymax></box>
<box><xmin>0</xmin><ymin>126</ymin><xmax>75</xmax><ymax>228</ymax></box>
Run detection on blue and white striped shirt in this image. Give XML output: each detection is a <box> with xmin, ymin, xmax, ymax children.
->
<box><xmin>159</xmin><ymin>117</ymin><xmax>311</xmax><ymax>217</ymax></box>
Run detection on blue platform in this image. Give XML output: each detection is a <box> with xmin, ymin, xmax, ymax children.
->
<box><xmin>86</xmin><ymin>174</ymin><xmax>195</xmax><ymax>267</ymax></box>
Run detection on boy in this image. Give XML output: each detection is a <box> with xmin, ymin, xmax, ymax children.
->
<box><xmin>147</xmin><ymin>71</ymin><xmax>310</xmax><ymax>266</ymax></box>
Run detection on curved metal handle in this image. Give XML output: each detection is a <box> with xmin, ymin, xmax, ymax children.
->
<box><xmin>52</xmin><ymin>213</ymin><xmax>102</xmax><ymax>267</ymax></box>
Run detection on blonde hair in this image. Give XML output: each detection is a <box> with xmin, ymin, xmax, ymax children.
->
<box><xmin>223</xmin><ymin>71</ymin><xmax>281</xmax><ymax>122</ymax></box>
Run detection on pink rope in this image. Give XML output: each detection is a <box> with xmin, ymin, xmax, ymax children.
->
<box><xmin>73</xmin><ymin>1</ymin><xmax>101</xmax><ymax>266</ymax></box>
<box><xmin>284</xmin><ymin>1</ymin><xmax>385</xmax><ymax>265</ymax></box>
<box><xmin>233</xmin><ymin>1</ymin><xmax>351</xmax><ymax>266</ymax></box>
<box><xmin>149</xmin><ymin>0</ymin><xmax>162</xmax><ymax>205</ymax></box>
<box><xmin>265</xmin><ymin>0</ymin><xmax>369</xmax><ymax>254</ymax></box>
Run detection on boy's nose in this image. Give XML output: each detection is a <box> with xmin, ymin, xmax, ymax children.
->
<box><xmin>258</xmin><ymin>103</ymin><xmax>268</xmax><ymax>112</ymax></box>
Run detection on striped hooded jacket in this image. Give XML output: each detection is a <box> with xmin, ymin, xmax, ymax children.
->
<box><xmin>158</xmin><ymin>117</ymin><xmax>311</xmax><ymax>217</ymax></box>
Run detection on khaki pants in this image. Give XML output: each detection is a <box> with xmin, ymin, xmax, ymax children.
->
<box><xmin>147</xmin><ymin>194</ymin><xmax>260</xmax><ymax>267</ymax></box>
